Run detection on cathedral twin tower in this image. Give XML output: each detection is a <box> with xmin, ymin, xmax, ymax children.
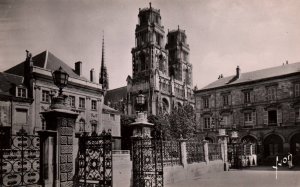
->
<box><xmin>126</xmin><ymin>3</ymin><xmax>194</xmax><ymax>115</ymax></box>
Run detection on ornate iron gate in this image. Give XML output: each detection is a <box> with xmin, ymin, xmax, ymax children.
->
<box><xmin>0</xmin><ymin>128</ymin><xmax>40</xmax><ymax>187</ymax></box>
<box><xmin>132</xmin><ymin>137</ymin><xmax>163</xmax><ymax>187</ymax></box>
<box><xmin>77</xmin><ymin>131</ymin><xmax>112</xmax><ymax>187</ymax></box>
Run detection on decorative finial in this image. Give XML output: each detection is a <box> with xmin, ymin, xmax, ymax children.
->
<box><xmin>25</xmin><ymin>50</ymin><xmax>32</xmax><ymax>59</ymax></box>
<box><xmin>178</xmin><ymin>25</ymin><xmax>179</xmax><ymax>30</ymax></box>
<box><xmin>149</xmin><ymin>2</ymin><xmax>152</xmax><ymax>8</ymax></box>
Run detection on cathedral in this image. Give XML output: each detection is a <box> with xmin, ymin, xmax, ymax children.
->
<box><xmin>106</xmin><ymin>3</ymin><xmax>195</xmax><ymax>115</ymax></box>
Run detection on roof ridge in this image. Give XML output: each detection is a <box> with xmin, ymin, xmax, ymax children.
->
<box><xmin>44</xmin><ymin>50</ymin><xmax>49</xmax><ymax>69</ymax></box>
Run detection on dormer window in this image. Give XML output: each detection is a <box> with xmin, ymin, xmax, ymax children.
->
<box><xmin>16</xmin><ymin>86</ymin><xmax>27</xmax><ymax>98</ymax></box>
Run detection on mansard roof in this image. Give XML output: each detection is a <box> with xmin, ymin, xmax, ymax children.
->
<box><xmin>5</xmin><ymin>50</ymin><xmax>87</xmax><ymax>81</ymax></box>
<box><xmin>199</xmin><ymin>62</ymin><xmax>300</xmax><ymax>92</ymax></box>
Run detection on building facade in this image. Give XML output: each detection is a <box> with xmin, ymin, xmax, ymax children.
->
<box><xmin>195</xmin><ymin>63</ymin><xmax>300</xmax><ymax>164</ymax></box>
<box><xmin>2</xmin><ymin>50</ymin><xmax>121</xmax><ymax>148</ymax></box>
<box><xmin>106</xmin><ymin>3</ymin><xmax>195</xmax><ymax>115</ymax></box>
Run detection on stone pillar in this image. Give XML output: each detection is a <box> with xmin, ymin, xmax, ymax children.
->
<box><xmin>40</xmin><ymin>95</ymin><xmax>78</xmax><ymax>187</ymax></box>
<box><xmin>179</xmin><ymin>138</ymin><xmax>188</xmax><ymax>167</ymax></box>
<box><xmin>283</xmin><ymin>142</ymin><xmax>290</xmax><ymax>154</ymax></box>
<box><xmin>203</xmin><ymin>140</ymin><xmax>209</xmax><ymax>164</ymax></box>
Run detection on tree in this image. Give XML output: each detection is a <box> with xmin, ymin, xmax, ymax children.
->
<box><xmin>168</xmin><ymin>105</ymin><xmax>197</xmax><ymax>139</ymax></box>
<box><xmin>147</xmin><ymin>114</ymin><xmax>171</xmax><ymax>140</ymax></box>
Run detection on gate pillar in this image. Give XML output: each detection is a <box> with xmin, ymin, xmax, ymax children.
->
<box><xmin>40</xmin><ymin>95</ymin><xmax>78</xmax><ymax>187</ymax></box>
<box><xmin>130</xmin><ymin>112</ymin><xmax>164</xmax><ymax>187</ymax></box>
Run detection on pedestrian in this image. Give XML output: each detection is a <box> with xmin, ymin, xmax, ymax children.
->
<box><xmin>288</xmin><ymin>153</ymin><xmax>293</xmax><ymax>169</ymax></box>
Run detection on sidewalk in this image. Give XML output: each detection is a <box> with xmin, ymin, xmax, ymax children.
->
<box><xmin>165</xmin><ymin>166</ymin><xmax>300</xmax><ymax>187</ymax></box>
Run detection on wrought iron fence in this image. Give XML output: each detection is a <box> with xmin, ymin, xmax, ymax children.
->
<box><xmin>208</xmin><ymin>143</ymin><xmax>222</xmax><ymax>161</ymax></box>
<box><xmin>0</xmin><ymin>128</ymin><xmax>40</xmax><ymax>187</ymax></box>
<box><xmin>131</xmin><ymin>137</ymin><xmax>163</xmax><ymax>187</ymax></box>
<box><xmin>162</xmin><ymin>141</ymin><xmax>181</xmax><ymax>166</ymax></box>
<box><xmin>77</xmin><ymin>131</ymin><xmax>112</xmax><ymax>187</ymax></box>
<box><xmin>186</xmin><ymin>141</ymin><xmax>205</xmax><ymax>164</ymax></box>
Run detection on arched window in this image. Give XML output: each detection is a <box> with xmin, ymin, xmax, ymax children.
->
<box><xmin>78</xmin><ymin>119</ymin><xmax>85</xmax><ymax>132</ymax></box>
<box><xmin>140</xmin><ymin>52</ymin><xmax>146</xmax><ymax>71</ymax></box>
<box><xmin>264</xmin><ymin>134</ymin><xmax>283</xmax><ymax>156</ymax></box>
<box><xmin>162</xmin><ymin>98</ymin><xmax>169</xmax><ymax>114</ymax></box>
<box><xmin>290</xmin><ymin>133</ymin><xmax>300</xmax><ymax>157</ymax></box>
<box><xmin>91</xmin><ymin>120</ymin><xmax>98</xmax><ymax>134</ymax></box>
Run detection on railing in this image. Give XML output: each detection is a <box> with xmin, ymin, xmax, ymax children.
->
<box><xmin>162</xmin><ymin>141</ymin><xmax>181</xmax><ymax>166</ymax></box>
<box><xmin>0</xmin><ymin>128</ymin><xmax>40</xmax><ymax>187</ymax></box>
<box><xmin>208</xmin><ymin>143</ymin><xmax>222</xmax><ymax>161</ymax></box>
<box><xmin>186</xmin><ymin>141</ymin><xmax>205</xmax><ymax>164</ymax></box>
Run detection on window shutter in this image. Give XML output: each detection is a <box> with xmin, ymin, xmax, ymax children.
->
<box><xmin>277</xmin><ymin>109</ymin><xmax>282</xmax><ymax>125</ymax></box>
<box><xmin>252</xmin><ymin>111</ymin><xmax>256</xmax><ymax>126</ymax></box>
<box><xmin>263</xmin><ymin>110</ymin><xmax>268</xmax><ymax>125</ymax></box>
<box><xmin>250</xmin><ymin>91</ymin><xmax>255</xmax><ymax>103</ymax></box>
<box><xmin>240</xmin><ymin>112</ymin><xmax>244</xmax><ymax>127</ymax></box>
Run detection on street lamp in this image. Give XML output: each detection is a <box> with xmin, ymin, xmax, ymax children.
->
<box><xmin>50</xmin><ymin>67</ymin><xmax>70</xmax><ymax>110</ymax></box>
<box><xmin>52</xmin><ymin>66</ymin><xmax>69</xmax><ymax>96</ymax></box>
<box><xmin>136</xmin><ymin>90</ymin><xmax>145</xmax><ymax>112</ymax></box>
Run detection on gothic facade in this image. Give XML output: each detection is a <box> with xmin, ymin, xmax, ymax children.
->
<box><xmin>125</xmin><ymin>4</ymin><xmax>195</xmax><ymax>115</ymax></box>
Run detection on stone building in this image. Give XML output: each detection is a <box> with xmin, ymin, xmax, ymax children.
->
<box><xmin>194</xmin><ymin>62</ymin><xmax>300</xmax><ymax>164</ymax></box>
<box><xmin>2</xmin><ymin>50</ymin><xmax>121</xmax><ymax>149</ymax></box>
<box><xmin>106</xmin><ymin>3</ymin><xmax>195</xmax><ymax>115</ymax></box>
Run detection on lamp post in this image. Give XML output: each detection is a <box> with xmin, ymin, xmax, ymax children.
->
<box><xmin>39</xmin><ymin>66</ymin><xmax>78</xmax><ymax>187</ymax></box>
<box><xmin>52</xmin><ymin>66</ymin><xmax>69</xmax><ymax>96</ymax></box>
<box><xmin>50</xmin><ymin>66</ymin><xmax>70</xmax><ymax>110</ymax></box>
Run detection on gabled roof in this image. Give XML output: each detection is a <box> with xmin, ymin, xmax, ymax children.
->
<box><xmin>105</xmin><ymin>86</ymin><xmax>127</xmax><ymax>104</ymax></box>
<box><xmin>0</xmin><ymin>72</ymin><xmax>23</xmax><ymax>96</ymax></box>
<box><xmin>200</xmin><ymin>62</ymin><xmax>300</xmax><ymax>91</ymax></box>
<box><xmin>5</xmin><ymin>50</ymin><xmax>87</xmax><ymax>80</ymax></box>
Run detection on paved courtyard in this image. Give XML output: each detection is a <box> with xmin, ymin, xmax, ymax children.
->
<box><xmin>165</xmin><ymin>166</ymin><xmax>300</xmax><ymax>187</ymax></box>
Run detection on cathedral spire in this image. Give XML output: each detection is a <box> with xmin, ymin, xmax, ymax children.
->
<box><xmin>99</xmin><ymin>32</ymin><xmax>109</xmax><ymax>90</ymax></box>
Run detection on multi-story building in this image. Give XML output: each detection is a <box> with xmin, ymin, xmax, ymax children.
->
<box><xmin>2</xmin><ymin>50</ymin><xmax>121</xmax><ymax>148</ymax></box>
<box><xmin>106</xmin><ymin>3</ymin><xmax>195</xmax><ymax>115</ymax></box>
<box><xmin>195</xmin><ymin>63</ymin><xmax>300</xmax><ymax>164</ymax></box>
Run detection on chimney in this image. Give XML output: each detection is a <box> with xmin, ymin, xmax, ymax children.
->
<box><xmin>236</xmin><ymin>66</ymin><xmax>240</xmax><ymax>79</ymax></box>
<box><xmin>75</xmin><ymin>61</ymin><xmax>82</xmax><ymax>76</ymax></box>
<box><xmin>90</xmin><ymin>68</ymin><xmax>95</xmax><ymax>82</ymax></box>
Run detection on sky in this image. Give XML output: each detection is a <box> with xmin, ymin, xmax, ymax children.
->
<box><xmin>0</xmin><ymin>0</ymin><xmax>300</xmax><ymax>89</ymax></box>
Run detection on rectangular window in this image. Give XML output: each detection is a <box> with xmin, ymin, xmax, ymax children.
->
<box><xmin>15</xmin><ymin>109</ymin><xmax>27</xmax><ymax>124</ymax></box>
<box><xmin>222</xmin><ymin>116</ymin><xmax>229</xmax><ymax>127</ymax></box>
<box><xmin>295</xmin><ymin>83</ymin><xmax>300</xmax><ymax>97</ymax></box>
<box><xmin>91</xmin><ymin>100</ymin><xmax>97</xmax><ymax>110</ymax></box>
<box><xmin>244</xmin><ymin>113</ymin><xmax>252</xmax><ymax>122</ymax></box>
<box><xmin>244</xmin><ymin>91</ymin><xmax>251</xmax><ymax>103</ymax></box>
<box><xmin>17</xmin><ymin>87</ymin><xmax>27</xmax><ymax>98</ymax></box>
<box><xmin>79</xmin><ymin>97</ymin><xmax>85</xmax><ymax>109</ymax></box>
<box><xmin>223</xmin><ymin>95</ymin><xmax>229</xmax><ymax>106</ymax></box>
<box><xmin>42</xmin><ymin>90</ymin><xmax>51</xmax><ymax>103</ymax></box>
<box><xmin>268</xmin><ymin>110</ymin><xmax>277</xmax><ymax>125</ymax></box>
<box><xmin>69</xmin><ymin>96</ymin><xmax>75</xmax><ymax>108</ymax></box>
<box><xmin>110</xmin><ymin>114</ymin><xmax>115</xmax><ymax>120</ymax></box>
<box><xmin>203</xmin><ymin>97</ymin><xmax>209</xmax><ymax>108</ymax></box>
<box><xmin>204</xmin><ymin>117</ymin><xmax>211</xmax><ymax>129</ymax></box>
<box><xmin>267</xmin><ymin>86</ymin><xmax>277</xmax><ymax>101</ymax></box>
<box><xmin>296</xmin><ymin>108</ymin><xmax>300</xmax><ymax>120</ymax></box>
